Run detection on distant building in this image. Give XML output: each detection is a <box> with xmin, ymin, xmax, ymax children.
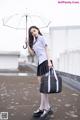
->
<box><xmin>49</xmin><ymin>26</ymin><xmax>80</xmax><ymax>76</ymax></box>
<box><xmin>0</xmin><ymin>51</ymin><xmax>20</xmax><ymax>70</ymax></box>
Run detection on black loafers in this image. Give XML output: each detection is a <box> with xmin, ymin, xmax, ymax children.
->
<box><xmin>33</xmin><ymin>109</ymin><xmax>44</xmax><ymax>117</ymax></box>
<box><xmin>39</xmin><ymin>107</ymin><xmax>53</xmax><ymax>120</ymax></box>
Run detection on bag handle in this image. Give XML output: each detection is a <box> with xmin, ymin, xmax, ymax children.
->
<box><xmin>49</xmin><ymin>67</ymin><xmax>58</xmax><ymax>81</ymax></box>
<box><xmin>49</xmin><ymin>67</ymin><xmax>59</xmax><ymax>92</ymax></box>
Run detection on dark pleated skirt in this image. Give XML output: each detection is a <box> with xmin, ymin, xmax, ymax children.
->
<box><xmin>37</xmin><ymin>60</ymin><xmax>49</xmax><ymax>76</ymax></box>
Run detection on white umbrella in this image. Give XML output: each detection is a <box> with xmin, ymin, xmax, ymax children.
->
<box><xmin>2</xmin><ymin>13</ymin><xmax>51</xmax><ymax>48</ymax></box>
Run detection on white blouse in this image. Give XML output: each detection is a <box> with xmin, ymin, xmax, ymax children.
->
<box><xmin>33</xmin><ymin>35</ymin><xmax>48</xmax><ymax>65</ymax></box>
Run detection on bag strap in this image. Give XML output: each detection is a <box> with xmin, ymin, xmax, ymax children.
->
<box><xmin>48</xmin><ymin>68</ymin><xmax>51</xmax><ymax>92</ymax></box>
<box><xmin>53</xmin><ymin>67</ymin><xmax>58</xmax><ymax>81</ymax></box>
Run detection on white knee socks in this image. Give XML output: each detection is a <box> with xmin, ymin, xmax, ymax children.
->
<box><xmin>39</xmin><ymin>93</ymin><xmax>50</xmax><ymax>110</ymax></box>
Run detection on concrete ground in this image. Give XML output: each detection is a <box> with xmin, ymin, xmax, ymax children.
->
<box><xmin>0</xmin><ymin>69</ymin><xmax>80</xmax><ymax>120</ymax></box>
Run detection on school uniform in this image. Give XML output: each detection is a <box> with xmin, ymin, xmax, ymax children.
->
<box><xmin>33</xmin><ymin>35</ymin><xmax>49</xmax><ymax>76</ymax></box>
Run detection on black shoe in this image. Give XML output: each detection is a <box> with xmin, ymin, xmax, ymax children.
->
<box><xmin>33</xmin><ymin>109</ymin><xmax>44</xmax><ymax>117</ymax></box>
<box><xmin>39</xmin><ymin>107</ymin><xmax>53</xmax><ymax>120</ymax></box>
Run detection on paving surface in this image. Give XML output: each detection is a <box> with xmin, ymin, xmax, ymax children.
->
<box><xmin>0</xmin><ymin>71</ymin><xmax>80</xmax><ymax>120</ymax></box>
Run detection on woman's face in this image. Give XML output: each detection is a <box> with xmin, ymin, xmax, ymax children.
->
<box><xmin>30</xmin><ymin>28</ymin><xmax>39</xmax><ymax>37</ymax></box>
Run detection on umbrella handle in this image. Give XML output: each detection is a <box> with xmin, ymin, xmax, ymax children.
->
<box><xmin>23</xmin><ymin>42</ymin><xmax>27</xmax><ymax>49</ymax></box>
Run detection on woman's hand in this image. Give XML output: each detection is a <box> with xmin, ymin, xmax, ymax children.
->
<box><xmin>48</xmin><ymin>60</ymin><xmax>52</xmax><ymax>68</ymax></box>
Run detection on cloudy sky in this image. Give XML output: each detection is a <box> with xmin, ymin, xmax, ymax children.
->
<box><xmin>0</xmin><ymin>0</ymin><xmax>80</xmax><ymax>51</ymax></box>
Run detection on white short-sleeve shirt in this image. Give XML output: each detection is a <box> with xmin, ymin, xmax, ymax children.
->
<box><xmin>33</xmin><ymin>35</ymin><xmax>48</xmax><ymax>65</ymax></box>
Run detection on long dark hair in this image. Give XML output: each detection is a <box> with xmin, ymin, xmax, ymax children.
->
<box><xmin>28</xmin><ymin>26</ymin><xmax>42</xmax><ymax>49</ymax></box>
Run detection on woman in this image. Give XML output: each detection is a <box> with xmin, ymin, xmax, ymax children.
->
<box><xmin>28</xmin><ymin>26</ymin><xmax>52</xmax><ymax>119</ymax></box>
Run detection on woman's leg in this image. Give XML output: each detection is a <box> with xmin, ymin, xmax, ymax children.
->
<box><xmin>37</xmin><ymin>76</ymin><xmax>45</xmax><ymax>110</ymax></box>
<box><xmin>33</xmin><ymin>76</ymin><xmax>51</xmax><ymax>118</ymax></box>
<box><xmin>37</xmin><ymin>76</ymin><xmax>50</xmax><ymax>110</ymax></box>
<box><xmin>43</xmin><ymin>94</ymin><xmax>50</xmax><ymax>110</ymax></box>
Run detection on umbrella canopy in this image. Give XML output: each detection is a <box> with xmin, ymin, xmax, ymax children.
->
<box><xmin>3</xmin><ymin>13</ymin><xmax>51</xmax><ymax>30</ymax></box>
<box><xmin>2</xmin><ymin>13</ymin><xmax>51</xmax><ymax>48</ymax></box>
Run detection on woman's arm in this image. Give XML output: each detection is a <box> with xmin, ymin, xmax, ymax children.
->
<box><xmin>28</xmin><ymin>45</ymin><xmax>35</xmax><ymax>56</ymax></box>
<box><xmin>45</xmin><ymin>46</ymin><xmax>52</xmax><ymax>68</ymax></box>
